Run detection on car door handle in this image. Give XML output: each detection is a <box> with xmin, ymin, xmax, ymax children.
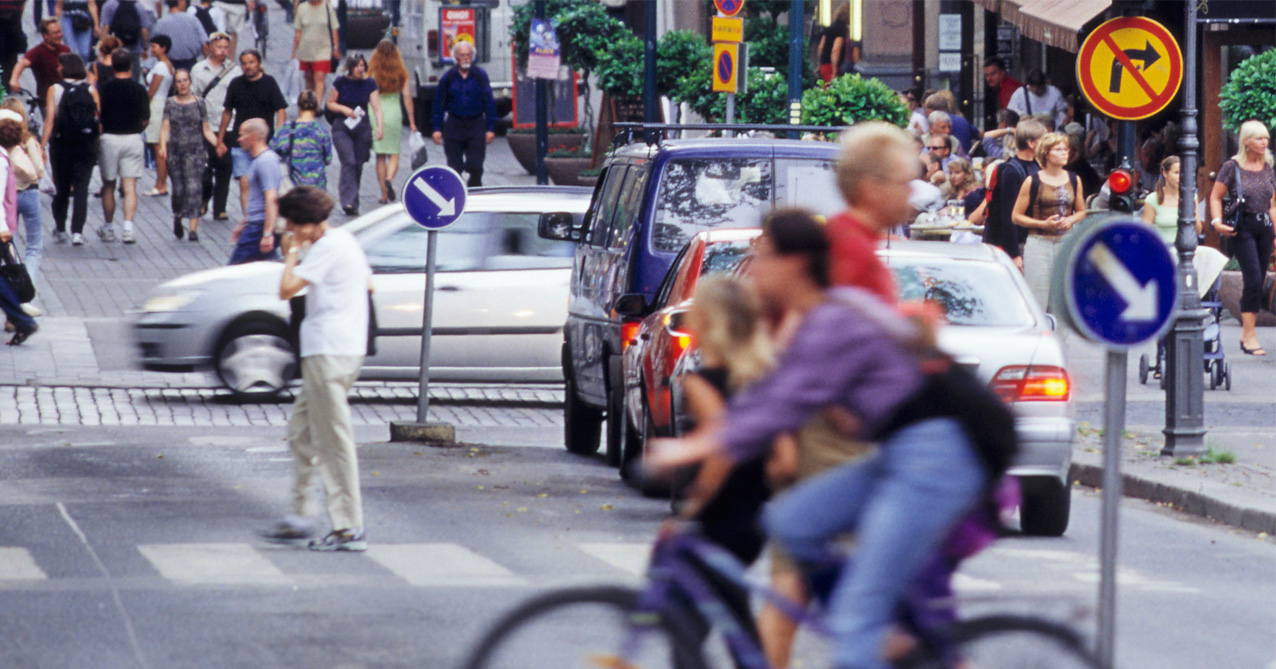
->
<box><xmin>436</xmin><ymin>285</ymin><xmax>461</xmax><ymax>292</ymax></box>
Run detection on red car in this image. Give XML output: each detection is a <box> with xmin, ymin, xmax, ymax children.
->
<box><xmin>618</xmin><ymin>229</ymin><xmax>759</xmax><ymax>490</ymax></box>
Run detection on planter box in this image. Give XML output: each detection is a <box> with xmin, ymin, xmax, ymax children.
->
<box><xmin>578</xmin><ymin>175</ymin><xmax>599</xmax><ymax>188</ymax></box>
<box><xmin>544</xmin><ymin>157</ymin><xmax>593</xmax><ymax>186</ymax></box>
<box><xmin>507</xmin><ymin>132</ymin><xmax>585</xmax><ymax>175</ymax></box>
<box><xmin>1217</xmin><ymin>270</ymin><xmax>1276</xmax><ymax>326</ymax></box>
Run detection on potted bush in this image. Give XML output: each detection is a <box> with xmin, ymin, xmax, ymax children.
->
<box><xmin>543</xmin><ymin>146</ymin><xmax>593</xmax><ymax>186</ymax></box>
<box><xmin>801</xmin><ymin>73</ymin><xmax>910</xmax><ymax>133</ymax></box>
<box><xmin>507</xmin><ymin>126</ymin><xmax>587</xmax><ymax>175</ymax></box>
<box><xmin>1219</xmin><ymin>49</ymin><xmax>1276</xmax><ymax>131</ymax></box>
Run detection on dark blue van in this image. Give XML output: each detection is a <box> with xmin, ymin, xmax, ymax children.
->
<box><xmin>539</xmin><ymin>137</ymin><xmax>846</xmax><ymax>462</ymax></box>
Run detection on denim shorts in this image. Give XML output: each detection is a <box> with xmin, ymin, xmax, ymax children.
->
<box><xmin>231</xmin><ymin>147</ymin><xmax>253</xmax><ymax>178</ymax></box>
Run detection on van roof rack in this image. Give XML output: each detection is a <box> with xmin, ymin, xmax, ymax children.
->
<box><xmin>612</xmin><ymin>122</ymin><xmax>848</xmax><ymax>148</ymax></box>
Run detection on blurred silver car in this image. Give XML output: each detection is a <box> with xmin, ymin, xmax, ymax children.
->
<box><xmin>133</xmin><ymin>186</ymin><xmax>592</xmax><ymax>399</ymax></box>
<box><xmin>665</xmin><ymin>238</ymin><xmax>1076</xmax><ymax>536</ymax></box>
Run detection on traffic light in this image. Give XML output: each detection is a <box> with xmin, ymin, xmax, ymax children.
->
<box><xmin>1107</xmin><ymin>169</ymin><xmax>1136</xmax><ymax>213</ymax></box>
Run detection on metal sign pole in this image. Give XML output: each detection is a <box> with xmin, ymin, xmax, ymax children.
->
<box><xmin>1097</xmin><ymin>347</ymin><xmax>1126</xmax><ymax>669</ymax></box>
<box><xmin>725</xmin><ymin>93</ymin><xmax>735</xmax><ymax>135</ymax></box>
<box><xmin>415</xmin><ymin>229</ymin><xmax>438</xmax><ymax>423</ymax></box>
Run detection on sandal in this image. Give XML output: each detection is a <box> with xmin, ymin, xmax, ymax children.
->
<box><xmin>1240</xmin><ymin>341</ymin><xmax>1267</xmax><ymax>356</ymax></box>
<box><xmin>7</xmin><ymin>327</ymin><xmax>37</xmax><ymax>346</ymax></box>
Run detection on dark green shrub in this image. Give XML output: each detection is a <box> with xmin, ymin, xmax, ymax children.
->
<box><xmin>1220</xmin><ymin>49</ymin><xmax>1276</xmax><ymax>132</ymax></box>
<box><xmin>801</xmin><ymin>74</ymin><xmax>908</xmax><ymax>129</ymax></box>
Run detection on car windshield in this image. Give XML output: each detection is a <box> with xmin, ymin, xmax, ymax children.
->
<box><xmin>701</xmin><ymin>239</ymin><xmax>752</xmax><ymax>276</ymax></box>
<box><xmin>888</xmin><ymin>256</ymin><xmax>1036</xmax><ymax>327</ymax></box>
<box><xmin>651</xmin><ymin>158</ymin><xmax>774</xmax><ymax>253</ymax></box>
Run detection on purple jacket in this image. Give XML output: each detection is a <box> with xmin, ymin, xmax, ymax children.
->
<box><xmin>720</xmin><ymin>288</ymin><xmax>923</xmax><ymax>462</ymax></box>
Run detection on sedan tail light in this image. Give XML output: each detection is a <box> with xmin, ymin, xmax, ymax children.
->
<box><xmin>621</xmin><ymin>320</ymin><xmax>642</xmax><ymax>350</ymax></box>
<box><xmin>990</xmin><ymin>365</ymin><xmax>1070</xmax><ymax>403</ymax></box>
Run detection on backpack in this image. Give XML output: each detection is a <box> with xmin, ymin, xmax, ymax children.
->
<box><xmin>193</xmin><ymin>5</ymin><xmax>217</xmax><ymax>36</ymax></box>
<box><xmin>111</xmin><ymin>0</ymin><xmax>143</xmax><ymax>48</ymax></box>
<box><xmin>53</xmin><ymin>82</ymin><xmax>99</xmax><ymax>142</ymax></box>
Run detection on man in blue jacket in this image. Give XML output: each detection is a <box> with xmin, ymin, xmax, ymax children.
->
<box><xmin>431</xmin><ymin>39</ymin><xmax>497</xmax><ymax>187</ymax></box>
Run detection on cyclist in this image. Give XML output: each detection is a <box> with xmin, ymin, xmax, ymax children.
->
<box><xmin>651</xmin><ymin>206</ymin><xmax>988</xmax><ymax>669</ymax></box>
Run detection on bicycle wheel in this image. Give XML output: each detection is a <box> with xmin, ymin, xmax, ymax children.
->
<box><xmin>904</xmin><ymin>614</ymin><xmax>1101</xmax><ymax>669</ymax></box>
<box><xmin>458</xmin><ymin>585</ymin><xmax>707</xmax><ymax>669</ymax></box>
<box><xmin>255</xmin><ymin>9</ymin><xmax>268</xmax><ymax>59</ymax></box>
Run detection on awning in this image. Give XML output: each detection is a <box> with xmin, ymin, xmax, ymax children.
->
<box><xmin>971</xmin><ymin>0</ymin><xmax>1112</xmax><ymax>53</ymax></box>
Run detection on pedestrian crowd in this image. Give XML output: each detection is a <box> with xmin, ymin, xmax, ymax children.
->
<box><xmin>1</xmin><ymin>0</ymin><xmax>499</xmax><ymax>342</ymax></box>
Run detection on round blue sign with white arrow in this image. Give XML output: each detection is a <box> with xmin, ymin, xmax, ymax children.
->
<box><xmin>403</xmin><ymin>165</ymin><xmax>467</xmax><ymax>230</ymax></box>
<box><xmin>1060</xmin><ymin>217</ymin><xmax>1178</xmax><ymax>347</ymax></box>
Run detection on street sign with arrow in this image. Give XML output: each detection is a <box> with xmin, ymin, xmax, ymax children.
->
<box><xmin>404</xmin><ymin>165</ymin><xmax>467</xmax><ymax>230</ymax></box>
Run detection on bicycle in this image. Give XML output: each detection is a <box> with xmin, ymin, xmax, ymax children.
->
<box><xmin>457</xmin><ymin>525</ymin><xmax>1102</xmax><ymax>668</ymax></box>
<box><xmin>251</xmin><ymin>0</ymin><xmax>269</xmax><ymax>60</ymax></box>
<box><xmin>12</xmin><ymin>88</ymin><xmax>44</xmax><ymax>141</ymax></box>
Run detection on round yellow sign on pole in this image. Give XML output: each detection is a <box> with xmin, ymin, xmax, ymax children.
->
<box><xmin>1077</xmin><ymin>17</ymin><xmax>1182</xmax><ymax>121</ymax></box>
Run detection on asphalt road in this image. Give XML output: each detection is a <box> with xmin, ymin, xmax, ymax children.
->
<box><xmin>1</xmin><ymin>424</ymin><xmax>1272</xmax><ymax>669</ymax></box>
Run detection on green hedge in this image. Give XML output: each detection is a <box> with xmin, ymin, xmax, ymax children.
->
<box><xmin>1220</xmin><ymin>49</ymin><xmax>1276</xmax><ymax>132</ymax></box>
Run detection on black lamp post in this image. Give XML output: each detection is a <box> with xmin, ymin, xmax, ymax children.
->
<box><xmin>1163</xmin><ymin>0</ymin><xmax>1207</xmax><ymax>456</ymax></box>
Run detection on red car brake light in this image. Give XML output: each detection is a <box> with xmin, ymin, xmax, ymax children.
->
<box><xmin>990</xmin><ymin>365</ymin><xmax>1070</xmax><ymax>403</ymax></box>
<box><xmin>621</xmin><ymin>320</ymin><xmax>642</xmax><ymax>350</ymax></box>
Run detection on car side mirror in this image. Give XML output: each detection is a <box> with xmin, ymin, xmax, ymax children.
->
<box><xmin>614</xmin><ymin>293</ymin><xmax>648</xmax><ymax>317</ymax></box>
<box><xmin>538</xmin><ymin>212</ymin><xmax>578</xmax><ymax>242</ymax></box>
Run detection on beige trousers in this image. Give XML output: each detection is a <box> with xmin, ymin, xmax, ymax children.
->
<box><xmin>288</xmin><ymin>354</ymin><xmax>365</xmax><ymax>531</ymax></box>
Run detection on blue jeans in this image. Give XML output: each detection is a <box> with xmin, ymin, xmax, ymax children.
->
<box><xmin>0</xmin><ymin>258</ymin><xmax>36</xmax><ymax>333</ymax></box>
<box><xmin>60</xmin><ymin>16</ymin><xmax>93</xmax><ymax>61</ymax></box>
<box><xmin>17</xmin><ymin>188</ymin><xmax>42</xmax><ymax>278</ymax></box>
<box><xmin>228</xmin><ymin>221</ymin><xmax>279</xmax><ymax>265</ymax></box>
<box><xmin>764</xmin><ymin>418</ymin><xmax>987</xmax><ymax>669</ymax></box>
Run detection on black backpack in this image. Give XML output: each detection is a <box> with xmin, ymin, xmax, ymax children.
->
<box><xmin>53</xmin><ymin>82</ymin><xmax>99</xmax><ymax>142</ymax></box>
<box><xmin>193</xmin><ymin>5</ymin><xmax>217</xmax><ymax>36</ymax></box>
<box><xmin>111</xmin><ymin>0</ymin><xmax>143</xmax><ymax>48</ymax></box>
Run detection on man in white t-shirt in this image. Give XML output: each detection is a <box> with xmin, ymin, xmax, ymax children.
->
<box><xmin>261</xmin><ymin>185</ymin><xmax>373</xmax><ymax>552</ymax></box>
<box><xmin>1006</xmin><ymin>68</ymin><xmax>1067</xmax><ymax>130</ymax></box>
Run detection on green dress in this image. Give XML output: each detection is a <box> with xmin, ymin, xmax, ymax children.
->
<box><xmin>374</xmin><ymin>90</ymin><xmax>403</xmax><ymax>154</ymax></box>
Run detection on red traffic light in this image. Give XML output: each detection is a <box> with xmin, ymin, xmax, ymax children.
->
<box><xmin>1108</xmin><ymin>169</ymin><xmax>1134</xmax><ymax>195</ymax></box>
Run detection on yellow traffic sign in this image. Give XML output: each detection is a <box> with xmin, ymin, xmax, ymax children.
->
<box><xmin>1077</xmin><ymin>17</ymin><xmax>1182</xmax><ymax>121</ymax></box>
<box><xmin>712</xmin><ymin>16</ymin><xmax>743</xmax><ymax>43</ymax></box>
<box><xmin>712</xmin><ymin>43</ymin><xmax>740</xmax><ymax>93</ymax></box>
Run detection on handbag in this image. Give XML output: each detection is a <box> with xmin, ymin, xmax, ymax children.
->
<box><xmin>0</xmin><ymin>241</ymin><xmax>36</xmax><ymax>304</ymax></box>
<box><xmin>326</xmin><ymin>1</ymin><xmax>340</xmax><ymax>71</ymax></box>
<box><xmin>1219</xmin><ymin>159</ymin><xmax>1245</xmax><ymax>258</ymax></box>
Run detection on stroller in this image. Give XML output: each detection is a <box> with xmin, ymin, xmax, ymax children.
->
<box><xmin>1138</xmin><ymin>245</ymin><xmax>1231</xmax><ymax>390</ymax></box>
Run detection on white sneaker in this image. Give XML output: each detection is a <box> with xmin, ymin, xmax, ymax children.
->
<box><xmin>98</xmin><ymin>227</ymin><xmax>116</xmax><ymax>242</ymax></box>
<box><xmin>20</xmin><ymin>303</ymin><xmax>42</xmax><ymax>317</ymax></box>
<box><xmin>53</xmin><ymin>230</ymin><xmax>68</xmax><ymax>244</ymax></box>
<box><xmin>71</xmin><ymin>233</ymin><xmax>85</xmax><ymax>246</ymax></box>
<box><xmin>121</xmin><ymin>230</ymin><xmax>136</xmax><ymax>244</ymax></box>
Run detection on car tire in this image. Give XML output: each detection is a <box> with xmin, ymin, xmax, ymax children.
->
<box><xmin>618</xmin><ymin>386</ymin><xmax>646</xmax><ymax>479</ymax></box>
<box><xmin>1019</xmin><ymin>476</ymin><xmax>1071</xmax><ymax>537</ymax></box>
<box><xmin>563</xmin><ymin>368</ymin><xmax>603</xmax><ymax>456</ymax></box>
<box><xmin>214</xmin><ymin>319</ymin><xmax>297</xmax><ymax>402</ymax></box>
<box><xmin>627</xmin><ymin>403</ymin><xmax>671</xmax><ymax>498</ymax></box>
<box><xmin>604</xmin><ymin>355</ymin><xmax>625</xmax><ymax>467</ymax></box>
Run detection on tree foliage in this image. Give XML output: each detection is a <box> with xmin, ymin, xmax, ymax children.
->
<box><xmin>801</xmin><ymin>74</ymin><xmax>909</xmax><ymax>128</ymax></box>
<box><xmin>510</xmin><ymin>0</ymin><xmax>627</xmax><ymax>74</ymax></box>
<box><xmin>594</xmin><ymin>33</ymin><xmax>644</xmax><ymax>97</ymax></box>
<box><xmin>1220</xmin><ymin>49</ymin><xmax>1276</xmax><ymax>132</ymax></box>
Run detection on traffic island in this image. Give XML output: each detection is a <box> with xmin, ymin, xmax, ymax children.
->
<box><xmin>390</xmin><ymin>422</ymin><xmax>457</xmax><ymax>446</ymax></box>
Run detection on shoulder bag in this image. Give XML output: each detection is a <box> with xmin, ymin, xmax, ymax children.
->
<box><xmin>326</xmin><ymin>1</ymin><xmax>340</xmax><ymax>71</ymax></box>
<box><xmin>1219</xmin><ymin>159</ymin><xmax>1245</xmax><ymax>258</ymax></box>
<box><xmin>0</xmin><ymin>241</ymin><xmax>36</xmax><ymax>304</ymax></box>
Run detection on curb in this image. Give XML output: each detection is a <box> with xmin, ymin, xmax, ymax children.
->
<box><xmin>1069</xmin><ymin>462</ymin><xmax>1276</xmax><ymax>535</ymax></box>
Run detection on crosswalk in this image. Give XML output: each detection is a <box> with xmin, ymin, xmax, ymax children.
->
<box><xmin>0</xmin><ymin>540</ymin><xmax>1202</xmax><ymax>596</ymax></box>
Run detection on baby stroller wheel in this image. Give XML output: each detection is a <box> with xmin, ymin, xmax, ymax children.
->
<box><xmin>1208</xmin><ymin>361</ymin><xmax>1218</xmax><ymax>390</ymax></box>
<box><xmin>1223</xmin><ymin>362</ymin><xmax>1231</xmax><ymax>391</ymax></box>
<box><xmin>1138</xmin><ymin>354</ymin><xmax>1149</xmax><ymax>385</ymax></box>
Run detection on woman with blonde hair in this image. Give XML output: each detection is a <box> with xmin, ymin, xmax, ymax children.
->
<box><xmin>1209</xmin><ymin>119</ymin><xmax>1276</xmax><ymax>356</ymax></box>
<box><xmin>1012</xmin><ymin>131</ymin><xmax>1086</xmax><ymax>313</ymax></box>
<box><xmin>369</xmin><ymin>39</ymin><xmax>416</xmax><ymax>204</ymax></box>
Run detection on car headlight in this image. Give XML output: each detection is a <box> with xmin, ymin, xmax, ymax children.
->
<box><xmin>143</xmin><ymin>293</ymin><xmax>199</xmax><ymax>313</ymax></box>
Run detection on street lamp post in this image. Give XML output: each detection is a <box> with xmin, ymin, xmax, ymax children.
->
<box><xmin>1163</xmin><ymin>0</ymin><xmax>1207</xmax><ymax>456</ymax></box>
<box><xmin>787</xmin><ymin>0</ymin><xmax>803</xmax><ymax>138</ymax></box>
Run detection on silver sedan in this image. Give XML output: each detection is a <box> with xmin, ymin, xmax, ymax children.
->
<box><xmin>133</xmin><ymin>187</ymin><xmax>592</xmax><ymax>400</ymax></box>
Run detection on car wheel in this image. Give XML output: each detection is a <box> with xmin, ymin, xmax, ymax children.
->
<box><xmin>628</xmin><ymin>405</ymin><xmax>672</xmax><ymax>498</ymax></box>
<box><xmin>618</xmin><ymin>387</ymin><xmax>646</xmax><ymax>480</ymax></box>
<box><xmin>604</xmin><ymin>355</ymin><xmax>625</xmax><ymax>467</ymax></box>
<box><xmin>563</xmin><ymin>368</ymin><xmax>603</xmax><ymax>456</ymax></box>
<box><xmin>214</xmin><ymin>319</ymin><xmax>297</xmax><ymax>401</ymax></box>
<box><xmin>1019</xmin><ymin>476</ymin><xmax>1071</xmax><ymax>537</ymax></box>
<box><xmin>1138</xmin><ymin>354</ymin><xmax>1149</xmax><ymax>385</ymax></box>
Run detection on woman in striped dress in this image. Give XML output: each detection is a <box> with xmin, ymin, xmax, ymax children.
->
<box><xmin>270</xmin><ymin>90</ymin><xmax>333</xmax><ymax>190</ymax></box>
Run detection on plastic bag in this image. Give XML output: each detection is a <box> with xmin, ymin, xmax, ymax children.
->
<box><xmin>409</xmin><ymin>131</ymin><xmax>428</xmax><ymax>170</ymax></box>
<box><xmin>284</xmin><ymin>59</ymin><xmax>302</xmax><ymax>102</ymax></box>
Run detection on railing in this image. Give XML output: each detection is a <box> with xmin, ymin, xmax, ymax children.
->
<box><xmin>611</xmin><ymin>122</ymin><xmax>849</xmax><ymax>147</ymax></box>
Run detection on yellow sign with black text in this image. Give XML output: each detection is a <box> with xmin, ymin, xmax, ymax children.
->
<box><xmin>1077</xmin><ymin>17</ymin><xmax>1182</xmax><ymax>121</ymax></box>
<box><xmin>712</xmin><ymin>42</ymin><xmax>740</xmax><ymax>93</ymax></box>
<box><xmin>712</xmin><ymin>17</ymin><xmax>743</xmax><ymax>43</ymax></box>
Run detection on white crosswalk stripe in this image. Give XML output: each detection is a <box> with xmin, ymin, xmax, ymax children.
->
<box><xmin>137</xmin><ymin>543</ymin><xmax>289</xmax><ymax>585</ymax></box>
<box><xmin>0</xmin><ymin>547</ymin><xmax>49</xmax><ymax>580</ymax></box>
<box><xmin>365</xmin><ymin>544</ymin><xmax>526</xmax><ymax>587</ymax></box>
<box><xmin>576</xmin><ymin>543</ymin><xmax>651</xmax><ymax>577</ymax></box>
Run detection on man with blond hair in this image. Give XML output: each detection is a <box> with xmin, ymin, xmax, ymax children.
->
<box><xmin>985</xmin><ymin>118</ymin><xmax>1048</xmax><ymax>269</ymax></box>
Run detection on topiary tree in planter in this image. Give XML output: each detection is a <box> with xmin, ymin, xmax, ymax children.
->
<box><xmin>801</xmin><ymin>73</ymin><xmax>909</xmax><ymax>132</ymax></box>
<box><xmin>1220</xmin><ymin>49</ymin><xmax>1276</xmax><ymax>132</ymax></box>
<box><xmin>594</xmin><ymin>33</ymin><xmax>644</xmax><ymax>99</ymax></box>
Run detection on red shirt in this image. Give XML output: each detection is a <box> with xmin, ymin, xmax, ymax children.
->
<box><xmin>25</xmin><ymin>42</ymin><xmax>72</xmax><ymax>100</ymax></box>
<box><xmin>825</xmin><ymin>211</ymin><xmax>897</xmax><ymax>305</ymax></box>
<box><xmin>996</xmin><ymin>76</ymin><xmax>1022</xmax><ymax>111</ymax></box>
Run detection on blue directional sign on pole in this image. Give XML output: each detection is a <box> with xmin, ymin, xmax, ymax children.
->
<box><xmin>404</xmin><ymin>165</ymin><xmax>467</xmax><ymax>229</ymax></box>
<box><xmin>1061</xmin><ymin>217</ymin><xmax>1178</xmax><ymax>347</ymax></box>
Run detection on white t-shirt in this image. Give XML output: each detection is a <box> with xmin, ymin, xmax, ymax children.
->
<box><xmin>292</xmin><ymin>227</ymin><xmax>372</xmax><ymax>358</ymax></box>
<box><xmin>1007</xmin><ymin>84</ymin><xmax>1067</xmax><ymax>129</ymax></box>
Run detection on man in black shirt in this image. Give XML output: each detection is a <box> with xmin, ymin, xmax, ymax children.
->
<box><xmin>985</xmin><ymin>119</ymin><xmax>1047</xmax><ymax>269</ymax></box>
<box><xmin>430</xmin><ymin>40</ymin><xmax>497</xmax><ymax>188</ymax></box>
<box><xmin>215</xmin><ymin>49</ymin><xmax>286</xmax><ymax>217</ymax></box>
<box><xmin>97</xmin><ymin>48</ymin><xmax>151</xmax><ymax>244</ymax></box>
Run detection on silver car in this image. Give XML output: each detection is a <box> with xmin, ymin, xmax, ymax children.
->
<box><xmin>133</xmin><ymin>187</ymin><xmax>592</xmax><ymax>400</ymax></box>
<box><xmin>666</xmin><ymin>238</ymin><xmax>1076</xmax><ymax>536</ymax></box>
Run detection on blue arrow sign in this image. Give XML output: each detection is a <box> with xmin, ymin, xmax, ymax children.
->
<box><xmin>403</xmin><ymin>165</ymin><xmax>467</xmax><ymax>230</ymax></box>
<box><xmin>1063</xmin><ymin>219</ymin><xmax>1178</xmax><ymax>347</ymax></box>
